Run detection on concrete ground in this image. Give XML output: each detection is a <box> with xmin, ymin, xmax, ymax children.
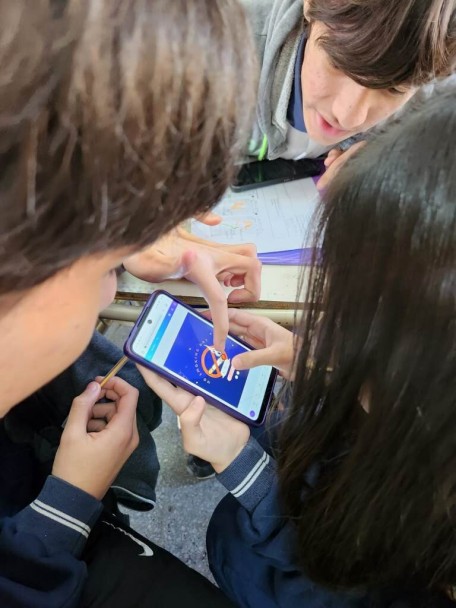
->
<box><xmin>105</xmin><ymin>322</ymin><xmax>227</xmax><ymax>582</ymax></box>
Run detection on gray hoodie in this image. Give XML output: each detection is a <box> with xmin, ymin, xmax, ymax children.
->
<box><xmin>240</xmin><ymin>0</ymin><xmax>456</xmax><ymax>160</ymax></box>
<box><xmin>241</xmin><ymin>0</ymin><xmax>307</xmax><ymax>159</ymax></box>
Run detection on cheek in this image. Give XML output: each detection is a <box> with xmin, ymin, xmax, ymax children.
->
<box><xmin>370</xmin><ymin>91</ymin><xmax>416</xmax><ymax>125</ymax></box>
<box><xmin>11</xmin><ymin>287</ymin><xmax>103</xmax><ymax>402</ymax></box>
<box><xmin>99</xmin><ymin>270</ymin><xmax>118</xmax><ymax>311</ymax></box>
<box><xmin>302</xmin><ymin>58</ymin><xmax>328</xmax><ymax>105</ymax></box>
<box><xmin>301</xmin><ymin>31</ymin><xmax>338</xmax><ymax>107</ymax></box>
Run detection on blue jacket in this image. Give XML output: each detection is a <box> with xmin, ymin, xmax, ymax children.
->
<box><xmin>0</xmin><ymin>424</ymin><xmax>102</xmax><ymax>607</ymax></box>
<box><xmin>215</xmin><ymin>437</ymin><xmax>454</xmax><ymax>608</ymax></box>
<box><xmin>0</xmin><ymin>332</ymin><xmax>161</xmax><ymax>607</ymax></box>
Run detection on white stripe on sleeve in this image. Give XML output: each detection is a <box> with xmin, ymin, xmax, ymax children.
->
<box><xmin>30</xmin><ymin>501</ymin><xmax>90</xmax><ymax>538</ymax></box>
<box><xmin>231</xmin><ymin>452</ymin><xmax>270</xmax><ymax>498</ymax></box>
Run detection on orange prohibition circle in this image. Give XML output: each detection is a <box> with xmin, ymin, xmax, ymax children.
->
<box><xmin>200</xmin><ymin>347</ymin><xmax>227</xmax><ymax>378</ymax></box>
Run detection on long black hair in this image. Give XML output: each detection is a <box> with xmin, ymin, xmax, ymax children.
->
<box><xmin>278</xmin><ymin>91</ymin><xmax>456</xmax><ymax>591</ymax></box>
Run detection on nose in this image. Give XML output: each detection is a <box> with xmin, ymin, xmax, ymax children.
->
<box><xmin>331</xmin><ymin>81</ymin><xmax>370</xmax><ymax>132</ymax></box>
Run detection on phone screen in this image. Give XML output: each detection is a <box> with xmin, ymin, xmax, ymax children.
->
<box><xmin>233</xmin><ymin>158</ymin><xmax>323</xmax><ymax>190</ymax></box>
<box><xmin>129</xmin><ymin>293</ymin><xmax>275</xmax><ymax>422</ymax></box>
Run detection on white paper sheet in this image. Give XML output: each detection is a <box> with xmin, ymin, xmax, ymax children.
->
<box><xmin>189</xmin><ymin>177</ymin><xmax>320</xmax><ymax>254</ymax></box>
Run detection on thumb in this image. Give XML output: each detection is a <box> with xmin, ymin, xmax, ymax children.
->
<box><xmin>65</xmin><ymin>382</ymin><xmax>102</xmax><ymax>430</ymax></box>
<box><xmin>179</xmin><ymin>396</ymin><xmax>206</xmax><ymax>432</ymax></box>
<box><xmin>195</xmin><ymin>211</ymin><xmax>222</xmax><ymax>226</ymax></box>
<box><xmin>233</xmin><ymin>348</ymin><xmax>275</xmax><ymax>371</ymax></box>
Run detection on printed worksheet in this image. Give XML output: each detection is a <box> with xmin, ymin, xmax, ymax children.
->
<box><xmin>189</xmin><ymin>177</ymin><xmax>320</xmax><ymax>254</ymax></box>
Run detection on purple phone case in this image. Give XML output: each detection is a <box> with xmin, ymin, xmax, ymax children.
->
<box><xmin>124</xmin><ymin>290</ymin><xmax>277</xmax><ymax>426</ymax></box>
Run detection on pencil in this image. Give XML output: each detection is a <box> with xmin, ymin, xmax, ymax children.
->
<box><xmin>99</xmin><ymin>355</ymin><xmax>129</xmax><ymax>388</ymax></box>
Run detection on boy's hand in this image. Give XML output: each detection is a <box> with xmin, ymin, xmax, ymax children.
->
<box><xmin>124</xmin><ymin>227</ymin><xmax>262</xmax><ymax>352</ymax></box>
<box><xmin>224</xmin><ymin>309</ymin><xmax>296</xmax><ymax>380</ymax></box>
<box><xmin>138</xmin><ymin>367</ymin><xmax>250</xmax><ymax>474</ymax></box>
<box><xmin>193</xmin><ymin>211</ymin><xmax>222</xmax><ymax>226</ymax></box>
<box><xmin>317</xmin><ymin>141</ymin><xmax>366</xmax><ymax>191</ymax></box>
<box><xmin>52</xmin><ymin>378</ymin><xmax>139</xmax><ymax>500</ymax></box>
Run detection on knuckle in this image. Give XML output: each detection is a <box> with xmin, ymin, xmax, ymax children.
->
<box><xmin>244</xmin><ymin>243</ymin><xmax>257</xmax><ymax>257</ymax></box>
<box><xmin>129</xmin><ymin>387</ymin><xmax>140</xmax><ymax>401</ymax></box>
<box><xmin>113</xmin><ymin>426</ymin><xmax>132</xmax><ymax>446</ymax></box>
<box><xmin>60</xmin><ymin>429</ymin><xmax>77</xmax><ymax>447</ymax></box>
<box><xmin>212</xmin><ymin>291</ymin><xmax>228</xmax><ymax>306</ymax></box>
<box><xmin>252</xmin><ymin>258</ymin><xmax>262</xmax><ymax>273</ymax></box>
<box><xmin>72</xmin><ymin>395</ymin><xmax>85</xmax><ymax>407</ymax></box>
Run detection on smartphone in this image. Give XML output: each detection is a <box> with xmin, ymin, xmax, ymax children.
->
<box><xmin>124</xmin><ymin>291</ymin><xmax>278</xmax><ymax>425</ymax></box>
<box><xmin>232</xmin><ymin>157</ymin><xmax>324</xmax><ymax>192</ymax></box>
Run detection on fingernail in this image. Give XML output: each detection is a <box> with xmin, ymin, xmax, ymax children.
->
<box><xmin>232</xmin><ymin>359</ymin><xmax>241</xmax><ymax>371</ymax></box>
<box><xmin>87</xmin><ymin>382</ymin><xmax>100</xmax><ymax>394</ymax></box>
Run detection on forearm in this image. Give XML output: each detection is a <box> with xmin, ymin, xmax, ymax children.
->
<box><xmin>215</xmin><ymin>437</ymin><xmax>298</xmax><ymax>564</ymax></box>
<box><xmin>0</xmin><ymin>475</ymin><xmax>102</xmax><ymax>608</ymax></box>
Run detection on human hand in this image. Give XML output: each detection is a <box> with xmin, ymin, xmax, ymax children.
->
<box><xmin>224</xmin><ymin>309</ymin><xmax>296</xmax><ymax>380</ymax></box>
<box><xmin>52</xmin><ymin>378</ymin><xmax>139</xmax><ymax>500</ymax></box>
<box><xmin>138</xmin><ymin>367</ymin><xmax>250</xmax><ymax>473</ymax></box>
<box><xmin>124</xmin><ymin>227</ymin><xmax>262</xmax><ymax>351</ymax></box>
<box><xmin>193</xmin><ymin>211</ymin><xmax>222</xmax><ymax>226</ymax></box>
<box><xmin>317</xmin><ymin>141</ymin><xmax>366</xmax><ymax>191</ymax></box>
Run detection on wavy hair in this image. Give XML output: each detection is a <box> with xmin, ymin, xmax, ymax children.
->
<box><xmin>306</xmin><ymin>0</ymin><xmax>456</xmax><ymax>88</ymax></box>
<box><xmin>0</xmin><ymin>0</ymin><xmax>257</xmax><ymax>294</ymax></box>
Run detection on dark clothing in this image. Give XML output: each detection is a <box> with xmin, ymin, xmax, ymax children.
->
<box><xmin>81</xmin><ymin>511</ymin><xmax>234</xmax><ymax>608</ymax></box>
<box><xmin>0</xmin><ymin>333</ymin><xmax>231</xmax><ymax>607</ymax></box>
<box><xmin>4</xmin><ymin>331</ymin><xmax>162</xmax><ymax>511</ymax></box>
<box><xmin>207</xmin><ymin>420</ymin><xmax>454</xmax><ymax>608</ymax></box>
<box><xmin>286</xmin><ymin>34</ymin><xmax>306</xmax><ymax>132</ymax></box>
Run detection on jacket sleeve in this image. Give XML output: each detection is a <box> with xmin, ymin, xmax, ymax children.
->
<box><xmin>215</xmin><ymin>436</ymin><xmax>304</xmax><ymax>569</ymax></box>
<box><xmin>0</xmin><ymin>475</ymin><xmax>102</xmax><ymax>608</ymax></box>
<box><xmin>216</xmin><ymin>438</ymin><xmax>455</xmax><ymax>608</ymax></box>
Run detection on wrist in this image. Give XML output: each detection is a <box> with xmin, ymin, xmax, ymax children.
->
<box><xmin>211</xmin><ymin>438</ymin><xmax>250</xmax><ymax>474</ymax></box>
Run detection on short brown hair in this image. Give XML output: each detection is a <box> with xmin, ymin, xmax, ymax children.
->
<box><xmin>306</xmin><ymin>0</ymin><xmax>456</xmax><ymax>88</ymax></box>
<box><xmin>0</xmin><ymin>0</ymin><xmax>257</xmax><ymax>295</ymax></box>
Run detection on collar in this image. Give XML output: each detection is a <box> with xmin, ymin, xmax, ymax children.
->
<box><xmin>287</xmin><ymin>34</ymin><xmax>306</xmax><ymax>132</ymax></box>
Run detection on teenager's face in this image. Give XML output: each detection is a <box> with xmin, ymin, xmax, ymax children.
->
<box><xmin>0</xmin><ymin>250</ymin><xmax>126</xmax><ymax>416</ymax></box>
<box><xmin>301</xmin><ymin>22</ymin><xmax>417</xmax><ymax>146</ymax></box>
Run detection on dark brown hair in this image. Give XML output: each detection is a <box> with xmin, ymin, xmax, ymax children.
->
<box><xmin>278</xmin><ymin>92</ymin><xmax>456</xmax><ymax>592</ymax></box>
<box><xmin>0</xmin><ymin>0</ymin><xmax>257</xmax><ymax>295</ymax></box>
<box><xmin>306</xmin><ymin>0</ymin><xmax>456</xmax><ymax>88</ymax></box>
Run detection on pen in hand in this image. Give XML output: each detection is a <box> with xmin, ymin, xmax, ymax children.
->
<box><xmin>98</xmin><ymin>356</ymin><xmax>129</xmax><ymax>388</ymax></box>
<box><xmin>61</xmin><ymin>356</ymin><xmax>129</xmax><ymax>428</ymax></box>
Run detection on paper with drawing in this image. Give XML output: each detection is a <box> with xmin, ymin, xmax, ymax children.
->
<box><xmin>189</xmin><ymin>178</ymin><xmax>320</xmax><ymax>256</ymax></box>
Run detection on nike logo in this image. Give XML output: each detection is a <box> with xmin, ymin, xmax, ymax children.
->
<box><xmin>102</xmin><ymin>521</ymin><xmax>154</xmax><ymax>557</ymax></box>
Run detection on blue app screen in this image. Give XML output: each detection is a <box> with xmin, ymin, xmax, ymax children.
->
<box><xmin>163</xmin><ymin>310</ymin><xmax>249</xmax><ymax>407</ymax></box>
<box><xmin>131</xmin><ymin>293</ymin><xmax>274</xmax><ymax>419</ymax></box>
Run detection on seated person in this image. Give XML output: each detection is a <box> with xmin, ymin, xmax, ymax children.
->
<box><xmin>0</xmin><ymin>0</ymin><xmax>257</xmax><ymax>606</ymax></box>
<box><xmin>185</xmin><ymin>0</ymin><xmax>456</xmax><ymax>478</ymax></box>
<box><xmin>143</xmin><ymin>91</ymin><xmax>456</xmax><ymax>607</ymax></box>
<box><xmin>240</xmin><ymin>0</ymin><xmax>455</xmax><ymax>187</ymax></box>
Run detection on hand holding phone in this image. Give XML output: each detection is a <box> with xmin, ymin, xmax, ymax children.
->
<box><xmin>123</xmin><ymin>227</ymin><xmax>262</xmax><ymax>352</ymax></box>
<box><xmin>225</xmin><ymin>309</ymin><xmax>296</xmax><ymax>380</ymax></box>
<box><xmin>138</xmin><ymin>367</ymin><xmax>250</xmax><ymax>473</ymax></box>
<box><xmin>124</xmin><ymin>291</ymin><xmax>277</xmax><ymax>425</ymax></box>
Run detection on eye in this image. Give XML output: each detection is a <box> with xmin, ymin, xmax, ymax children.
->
<box><xmin>387</xmin><ymin>86</ymin><xmax>408</xmax><ymax>96</ymax></box>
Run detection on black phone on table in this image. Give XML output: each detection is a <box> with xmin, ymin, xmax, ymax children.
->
<box><xmin>232</xmin><ymin>157</ymin><xmax>324</xmax><ymax>192</ymax></box>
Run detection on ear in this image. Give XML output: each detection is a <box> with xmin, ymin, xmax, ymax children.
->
<box><xmin>303</xmin><ymin>0</ymin><xmax>311</xmax><ymax>21</ymax></box>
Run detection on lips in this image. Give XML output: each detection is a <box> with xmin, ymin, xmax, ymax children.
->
<box><xmin>315</xmin><ymin>111</ymin><xmax>347</xmax><ymax>139</ymax></box>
